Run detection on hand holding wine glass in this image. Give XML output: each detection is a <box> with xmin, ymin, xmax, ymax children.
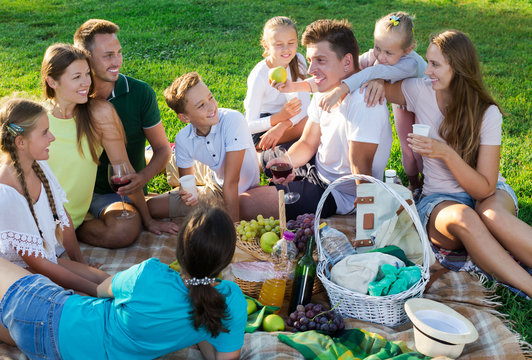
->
<box><xmin>268</xmin><ymin>148</ymin><xmax>300</xmax><ymax>204</ymax></box>
<box><xmin>108</xmin><ymin>162</ymin><xmax>136</xmax><ymax>219</ymax></box>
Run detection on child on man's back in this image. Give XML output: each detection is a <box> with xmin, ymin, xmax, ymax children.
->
<box><xmin>275</xmin><ymin>12</ymin><xmax>426</xmax><ymax>192</ymax></box>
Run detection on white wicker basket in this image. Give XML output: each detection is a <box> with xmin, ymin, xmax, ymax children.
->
<box><xmin>313</xmin><ymin>174</ymin><xmax>431</xmax><ymax>327</ymax></box>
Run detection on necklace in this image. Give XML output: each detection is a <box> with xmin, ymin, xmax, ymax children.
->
<box><xmin>51</xmin><ymin>100</ymin><xmax>71</xmax><ymax>119</ymax></box>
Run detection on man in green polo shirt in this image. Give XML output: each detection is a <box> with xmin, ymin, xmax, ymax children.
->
<box><xmin>74</xmin><ymin>19</ymin><xmax>178</xmax><ymax>248</ymax></box>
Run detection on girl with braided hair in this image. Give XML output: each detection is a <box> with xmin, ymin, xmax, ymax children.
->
<box><xmin>0</xmin><ymin>98</ymin><xmax>109</xmax><ymax>297</ymax></box>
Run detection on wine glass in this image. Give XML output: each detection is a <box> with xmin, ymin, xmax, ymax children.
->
<box><xmin>270</xmin><ymin>148</ymin><xmax>300</xmax><ymax>204</ymax></box>
<box><xmin>108</xmin><ymin>162</ymin><xmax>135</xmax><ymax>219</ymax></box>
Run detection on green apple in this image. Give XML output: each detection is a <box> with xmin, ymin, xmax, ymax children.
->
<box><xmin>246</xmin><ymin>299</ymin><xmax>257</xmax><ymax>315</ymax></box>
<box><xmin>268</xmin><ymin>66</ymin><xmax>287</xmax><ymax>83</ymax></box>
<box><xmin>260</xmin><ymin>232</ymin><xmax>279</xmax><ymax>253</ymax></box>
<box><xmin>262</xmin><ymin>314</ymin><xmax>285</xmax><ymax>332</ymax></box>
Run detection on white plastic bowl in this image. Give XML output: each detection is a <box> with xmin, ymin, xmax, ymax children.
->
<box><xmin>405</xmin><ymin>298</ymin><xmax>478</xmax><ymax>359</ymax></box>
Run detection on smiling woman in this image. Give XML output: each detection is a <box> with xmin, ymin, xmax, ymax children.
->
<box><xmin>40</xmin><ymin>43</ymin><xmax>161</xmax><ymax>248</ymax></box>
<box><xmin>382</xmin><ymin>30</ymin><xmax>532</xmax><ymax>298</ymax></box>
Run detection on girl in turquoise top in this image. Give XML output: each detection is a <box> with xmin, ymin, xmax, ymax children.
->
<box><xmin>0</xmin><ymin>207</ymin><xmax>247</xmax><ymax>359</ymax></box>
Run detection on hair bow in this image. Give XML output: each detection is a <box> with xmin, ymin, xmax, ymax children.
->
<box><xmin>389</xmin><ymin>16</ymin><xmax>400</xmax><ymax>26</ymax></box>
<box><xmin>6</xmin><ymin>123</ymin><xmax>23</xmax><ymax>136</ymax></box>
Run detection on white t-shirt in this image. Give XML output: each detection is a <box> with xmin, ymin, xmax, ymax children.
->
<box><xmin>309</xmin><ymin>90</ymin><xmax>392</xmax><ymax>214</ymax></box>
<box><xmin>0</xmin><ymin>160</ymin><xmax>69</xmax><ymax>268</ymax></box>
<box><xmin>244</xmin><ymin>53</ymin><xmax>311</xmax><ymax>133</ymax></box>
<box><xmin>402</xmin><ymin>77</ymin><xmax>505</xmax><ymax>195</ymax></box>
<box><xmin>174</xmin><ymin>108</ymin><xmax>260</xmax><ymax>194</ymax></box>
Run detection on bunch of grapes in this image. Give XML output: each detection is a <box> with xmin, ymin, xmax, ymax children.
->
<box><xmin>236</xmin><ymin>215</ymin><xmax>281</xmax><ymax>241</ymax></box>
<box><xmin>286</xmin><ymin>213</ymin><xmax>315</xmax><ymax>252</ymax></box>
<box><xmin>287</xmin><ymin>303</ymin><xmax>345</xmax><ymax>333</ymax></box>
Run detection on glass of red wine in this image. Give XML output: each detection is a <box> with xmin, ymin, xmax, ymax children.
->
<box><xmin>108</xmin><ymin>162</ymin><xmax>135</xmax><ymax>219</ymax></box>
<box><xmin>270</xmin><ymin>148</ymin><xmax>300</xmax><ymax>204</ymax></box>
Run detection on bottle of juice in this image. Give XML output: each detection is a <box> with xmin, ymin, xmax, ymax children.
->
<box><xmin>258</xmin><ymin>265</ymin><xmax>287</xmax><ymax>312</ymax></box>
<box><xmin>288</xmin><ymin>235</ymin><xmax>316</xmax><ymax>314</ymax></box>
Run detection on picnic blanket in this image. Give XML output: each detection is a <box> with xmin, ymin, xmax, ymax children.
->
<box><xmin>278</xmin><ymin>329</ymin><xmax>430</xmax><ymax>359</ymax></box>
<box><xmin>1</xmin><ymin>215</ymin><xmax>530</xmax><ymax>359</ymax></box>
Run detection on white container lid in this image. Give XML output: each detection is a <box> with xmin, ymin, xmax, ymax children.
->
<box><xmin>385</xmin><ymin>169</ymin><xmax>397</xmax><ymax>178</ymax></box>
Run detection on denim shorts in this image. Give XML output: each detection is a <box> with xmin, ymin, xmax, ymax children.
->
<box><xmin>89</xmin><ymin>192</ymin><xmax>132</xmax><ymax>218</ymax></box>
<box><xmin>0</xmin><ymin>274</ymin><xmax>72</xmax><ymax>359</ymax></box>
<box><xmin>416</xmin><ymin>181</ymin><xmax>519</xmax><ymax>229</ymax></box>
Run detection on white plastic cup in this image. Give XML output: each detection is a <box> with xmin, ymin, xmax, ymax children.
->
<box><xmin>179</xmin><ymin>175</ymin><xmax>198</xmax><ymax>201</ymax></box>
<box><xmin>412</xmin><ymin>124</ymin><xmax>430</xmax><ymax>137</ymax></box>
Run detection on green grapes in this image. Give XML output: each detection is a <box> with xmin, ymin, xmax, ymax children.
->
<box><xmin>237</xmin><ymin>214</ymin><xmax>281</xmax><ymax>241</ymax></box>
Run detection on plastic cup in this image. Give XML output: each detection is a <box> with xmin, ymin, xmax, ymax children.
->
<box><xmin>412</xmin><ymin>124</ymin><xmax>430</xmax><ymax>137</ymax></box>
<box><xmin>179</xmin><ymin>175</ymin><xmax>198</xmax><ymax>201</ymax></box>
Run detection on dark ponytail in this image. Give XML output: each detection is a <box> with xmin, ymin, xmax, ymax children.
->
<box><xmin>176</xmin><ymin>207</ymin><xmax>237</xmax><ymax>337</ymax></box>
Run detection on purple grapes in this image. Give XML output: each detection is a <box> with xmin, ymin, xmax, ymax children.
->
<box><xmin>286</xmin><ymin>302</ymin><xmax>345</xmax><ymax>335</ymax></box>
<box><xmin>286</xmin><ymin>213</ymin><xmax>316</xmax><ymax>255</ymax></box>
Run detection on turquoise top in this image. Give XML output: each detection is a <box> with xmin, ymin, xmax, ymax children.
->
<box><xmin>58</xmin><ymin>258</ymin><xmax>247</xmax><ymax>359</ymax></box>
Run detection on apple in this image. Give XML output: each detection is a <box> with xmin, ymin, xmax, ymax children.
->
<box><xmin>246</xmin><ymin>299</ymin><xmax>257</xmax><ymax>315</ymax></box>
<box><xmin>262</xmin><ymin>314</ymin><xmax>285</xmax><ymax>332</ymax></box>
<box><xmin>268</xmin><ymin>66</ymin><xmax>287</xmax><ymax>83</ymax></box>
<box><xmin>260</xmin><ymin>232</ymin><xmax>279</xmax><ymax>253</ymax></box>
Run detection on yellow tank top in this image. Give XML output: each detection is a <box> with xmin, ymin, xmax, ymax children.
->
<box><xmin>47</xmin><ymin>113</ymin><xmax>103</xmax><ymax>228</ymax></box>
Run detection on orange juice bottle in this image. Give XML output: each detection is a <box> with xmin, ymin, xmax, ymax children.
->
<box><xmin>258</xmin><ymin>278</ymin><xmax>286</xmax><ymax>312</ymax></box>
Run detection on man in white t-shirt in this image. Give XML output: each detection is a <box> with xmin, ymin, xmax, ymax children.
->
<box><xmin>147</xmin><ymin>72</ymin><xmax>260</xmax><ymax>221</ymax></box>
<box><xmin>241</xmin><ymin>19</ymin><xmax>392</xmax><ymax>220</ymax></box>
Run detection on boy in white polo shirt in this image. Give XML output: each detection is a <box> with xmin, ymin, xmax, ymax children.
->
<box><xmin>147</xmin><ymin>72</ymin><xmax>260</xmax><ymax>221</ymax></box>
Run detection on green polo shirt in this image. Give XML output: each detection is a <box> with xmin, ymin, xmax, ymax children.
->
<box><xmin>94</xmin><ymin>74</ymin><xmax>161</xmax><ymax>194</ymax></box>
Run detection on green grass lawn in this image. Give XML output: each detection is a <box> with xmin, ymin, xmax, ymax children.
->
<box><xmin>1</xmin><ymin>0</ymin><xmax>530</xmax><ymax>345</ymax></box>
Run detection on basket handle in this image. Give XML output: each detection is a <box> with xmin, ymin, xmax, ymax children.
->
<box><xmin>278</xmin><ymin>189</ymin><xmax>286</xmax><ymax>235</ymax></box>
<box><xmin>313</xmin><ymin>174</ymin><xmax>431</xmax><ymax>281</ymax></box>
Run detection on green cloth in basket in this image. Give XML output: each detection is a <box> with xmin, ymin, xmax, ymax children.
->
<box><xmin>368</xmin><ymin>264</ymin><xmax>421</xmax><ymax>296</ymax></box>
<box><xmin>368</xmin><ymin>246</ymin><xmax>415</xmax><ymax>267</ymax></box>
<box><xmin>244</xmin><ymin>295</ymin><xmax>279</xmax><ymax>333</ymax></box>
<box><xmin>278</xmin><ymin>328</ymin><xmax>430</xmax><ymax>360</ymax></box>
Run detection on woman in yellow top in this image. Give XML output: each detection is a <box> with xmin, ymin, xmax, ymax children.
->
<box><xmin>42</xmin><ymin>44</ymin><xmax>177</xmax><ymax>246</ymax></box>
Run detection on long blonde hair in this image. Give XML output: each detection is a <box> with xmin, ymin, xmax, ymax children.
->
<box><xmin>432</xmin><ymin>30</ymin><xmax>501</xmax><ymax>168</ymax></box>
<box><xmin>262</xmin><ymin>16</ymin><xmax>305</xmax><ymax>81</ymax></box>
<box><xmin>0</xmin><ymin>98</ymin><xmax>63</xmax><ymax>246</ymax></box>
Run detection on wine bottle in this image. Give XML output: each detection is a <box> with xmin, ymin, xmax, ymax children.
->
<box><xmin>289</xmin><ymin>235</ymin><xmax>317</xmax><ymax>314</ymax></box>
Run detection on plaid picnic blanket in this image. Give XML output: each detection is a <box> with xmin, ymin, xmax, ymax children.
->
<box><xmin>0</xmin><ymin>215</ymin><xmax>530</xmax><ymax>359</ymax></box>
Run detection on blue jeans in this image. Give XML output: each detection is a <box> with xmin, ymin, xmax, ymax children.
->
<box><xmin>0</xmin><ymin>274</ymin><xmax>72</xmax><ymax>359</ymax></box>
<box><xmin>416</xmin><ymin>181</ymin><xmax>519</xmax><ymax>229</ymax></box>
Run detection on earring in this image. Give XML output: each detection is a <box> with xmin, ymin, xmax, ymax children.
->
<box><xmin>344</xmin><ymin>67</ymin><xmax>348</xmax><ymax>72</ymax></box>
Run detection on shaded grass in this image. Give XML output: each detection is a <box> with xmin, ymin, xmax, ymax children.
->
<box><xmin>0</xmin><ymin>0</ymin><xmax>530</xmax><ymax>344</ymax></box>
